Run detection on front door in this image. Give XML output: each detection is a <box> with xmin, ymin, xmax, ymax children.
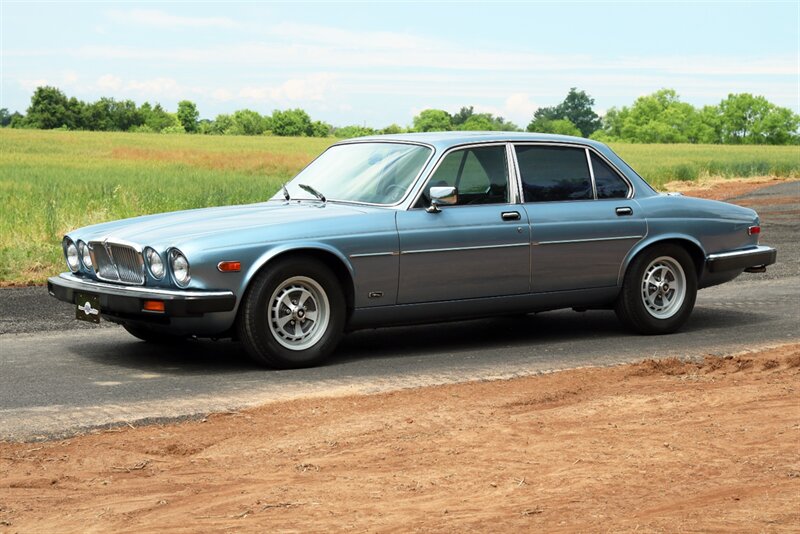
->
<box><xmin>396</xmin><ymin>144</ymin><xmax>530</xmax><ymax>304</ymax></box>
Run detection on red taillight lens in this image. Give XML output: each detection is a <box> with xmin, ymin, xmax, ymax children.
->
<box><xmin>748</xmin><ymin>226</ymin><xmax>761</xmax><ymax>236</ymax></box>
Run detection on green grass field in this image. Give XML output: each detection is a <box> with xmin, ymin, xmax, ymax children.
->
<box><xmin>1</xmin><ymin>129</ymin><xmax>797</xmax><ymax>284</ymax></box>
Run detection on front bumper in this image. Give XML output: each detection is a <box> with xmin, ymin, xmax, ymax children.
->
<box><xmin>706</xmin><ymin>245</ymin><xmax>777</xmax><ymax>273</ymax></box>
<box><xmin>47</xmin><ymin>272</ymin><xmax>236</xmax><ymax>319</ymax></box>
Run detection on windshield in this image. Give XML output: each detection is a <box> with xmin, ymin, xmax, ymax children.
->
<box><xmin>280</xmin><ymin>142</ymin><xmax>432</xmax><ymax>205</ymax></box>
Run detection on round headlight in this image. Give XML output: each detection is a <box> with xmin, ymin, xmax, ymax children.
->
<box><xmin>145</xmin><ymin>247</ymin><xmax>165</xmax><ymax>279</ymax></box>
<box><xmin>78</xmin><ymin>241</ymin><xmax>92</xmax><ymax>270</ymax></box>
<box><xmin>63</xmin><ymin>237</ymin><xmax>80</xmax><ymax>273</ymax></box>
<box><xmin>170</xmin><ymin>249</ymin><xmax>190</xmax><ymax>286</ymax></box>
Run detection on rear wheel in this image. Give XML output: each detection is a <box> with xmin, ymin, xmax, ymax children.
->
<box><xmin>237</xmin><ymin>257</ymin><xmax>345</xmax><ymax>369</ymax></box>
<box><xmin>615</xmin><ymin>244</ymin><xmax>697</xmax><ymax>334</ymax></box>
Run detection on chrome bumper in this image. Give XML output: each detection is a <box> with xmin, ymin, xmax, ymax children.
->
<box><xmin>47</xmin><ymin>272</ymin><xmax>236</xmax><ymax>317</ymax></box>
<box><xmin>706</xmin><ymin>245</ymin><xmax>777</xmax><ymax>273</ymax></box>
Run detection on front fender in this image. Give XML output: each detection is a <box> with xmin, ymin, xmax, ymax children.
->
<box><xmin>244</xmin><ymin>242</ymin><xmax>355</xmax><ymax>286</ymax></box>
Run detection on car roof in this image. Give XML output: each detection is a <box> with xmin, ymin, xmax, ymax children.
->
<box><xmin>346</xmin><ymin>131</ymin><xmax>607</xmax><ymax>151</ymax></box>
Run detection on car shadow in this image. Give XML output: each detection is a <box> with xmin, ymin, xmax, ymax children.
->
<box><xmin>73</xmin><ymin>305</ymin><xmax>774</xmax><ymax>374</ymax></box>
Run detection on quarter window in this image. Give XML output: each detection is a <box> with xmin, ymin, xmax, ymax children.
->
<box><xmin>591</xmin><ymin>153</ymin><xmax>629</xmax><ymax>199</ymax></box>
<box><xmin>415</xmin><ymin>145</ymin><xmax>509</xmax><ymax>207</ymax></box>
<box><xmin>516</xmin><ymin>146</ymin><xmax>593</xmax><ymax>202</ymax></box>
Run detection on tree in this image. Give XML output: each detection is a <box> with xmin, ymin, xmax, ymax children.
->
<box><xmin>527</xmin><ymin>88</ymin><xmax>600</xmax><ymax>137</ymax></box>
<box><xmin>141</xmin><ymin>103</ymin><xmax>177</xmax><ymax>132</ymax></box>
<box><xmin>310</xmin><ymin>120</ymin><xmax>331</xmax><ymax>137</ymax></box>
<box><xmin>528</xmin><ymin>118</ymin><xmax>581</xmax><ymax>136</ymax></box>
<box><xmin>412</xmin><ymin>109</ymin><xmax>452</xmax><ymax>132</ymax></box>
<box><xmin>271</xmin><ymin>108</ymin><xmax>313</xmax><ymax>136</ymax></box>
<box><xmin>0</xmin><ymin>108</ymin><xmax>11</xmax><ymax>127</ymax></box>
<box><xmin>226</xmin><ymin>109</ymin><xmax>269</xmax><ymax>135</ymax></box>
<box><xmin>451</xmin><ymin>106</ymin><xmax>475</xmax><ymax>127</ymax></box>
<box><xmin>381</xmin><ymin>123</ymin><xmax>404</xmax><ymax>134</ymax></box>
<box><xmin>26</xmin><ymin>86</ymin><xmax>76</xmax><ymax>129</ymax></box>
<box><xmin>557</xmin><ymin>88</ymin><xmax>601</xmax><ymax>137</ymax></box>
<box><xmin>176</xmin><ymin>100</ymin><xmax>199</xmax><ymax>133</ymax></box>
<box><xmin>718</xmin><ymin>93</ymin><xmax>799</xmax><ymax>144</ymax></box>
<box><xmin>333</xmin><ymin>125</ymin><xmax>376</xmax><ymax>138</ymax></box>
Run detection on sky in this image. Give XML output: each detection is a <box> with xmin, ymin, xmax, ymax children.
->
<box><xmin>1</xmin><ymin>1</ymin><xmax>798</xmax><ymax>128</ymax></box>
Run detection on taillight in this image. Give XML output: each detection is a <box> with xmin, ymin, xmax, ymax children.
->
<box><xmin>748</xmin><ymin>226</ymin><xmax>760</xmax><ymax>236</ymax></box>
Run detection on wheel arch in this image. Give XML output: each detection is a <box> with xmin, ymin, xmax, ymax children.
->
<box><xmin>618</xmin><ymin>235</ymin><xmax>706</xmax><ymax>286</ymax></box>
<box><xmin>242</xmin><ymin>244</ymin><xmax>356</xmax><ymax>320</ymax></box>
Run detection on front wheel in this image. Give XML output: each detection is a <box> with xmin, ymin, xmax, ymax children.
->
<box><xmin>237</xmin><ymin>258</ymin><xmax>345</xmax><ymax>369</ymax></box>
<box><xmin>615</xmin><ymin>244</ymin><xmax>697</xmax><ymax>335</ymax></box>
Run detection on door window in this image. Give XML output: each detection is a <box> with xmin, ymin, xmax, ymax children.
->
<box><xmin>516</xmin><ymin>145</ymin><xmax>593</xmax><ymax>202</ymax></box>
<box><xmin>590</xmin><ymin>152</ymin><xmax>630</xmax><ymax>199</ymax></box>
<box><xmin>415</xmin><ymin>145</ymin><xmax>508</xmax><ymax>207</ymax></box>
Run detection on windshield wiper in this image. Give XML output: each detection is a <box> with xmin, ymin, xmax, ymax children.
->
<box><xmin>281</xmin><ymin>183</ymin><xmax>290</xmax><ymax>201</ymax></box>
<box><xmin>298</xmin><ymin>184</ymin><xmax>326</xmax><ymax>203</ymax></box>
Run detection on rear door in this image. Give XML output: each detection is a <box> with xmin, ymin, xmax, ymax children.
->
<box><xmin>514</xmin><ymin>144</ymin><xmax>647</xmax><ymax>293</ymax></box>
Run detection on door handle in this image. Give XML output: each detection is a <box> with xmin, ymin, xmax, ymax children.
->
<box><xmin>615</xmin><ymin>207</ymin><xmax>633</xmax><ymax>216</ymax></box>
<box><xmin>501</xmin><ymin>211</ymin><xmax>521</xmax><ymax>221</ymax></box>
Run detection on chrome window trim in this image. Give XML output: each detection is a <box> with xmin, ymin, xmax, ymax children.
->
<box><xmin>408</xmin><ymin>141</ymin><xmax>516</xmax><ymax>211</ymax></box>
<box><xmin>401</xmin><ymin>242</ymin><xmax>529</xmax><ymax>255</ymax></box>
<box><xmin>282</xmin><ymin>140</ymin><xmax>436</xmax><ymax>209</ymax></box>
<box><xmin>511</xmin><ymin>142</ymin><xmax>635</xmax><ymax>202</ymax></box>
<box><xmin>585</xmin><ymin>148</ymin><xmax>598</xmax><ymax>199</ymax></box>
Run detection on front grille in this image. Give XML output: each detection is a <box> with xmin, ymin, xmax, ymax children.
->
<box><xmin>89</xmin><ymin>241</ymin><xmax>145</xmax><ymax>285</ymax></box>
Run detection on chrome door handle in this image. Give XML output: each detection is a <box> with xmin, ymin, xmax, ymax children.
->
<box><xmin>501</xmin><ymin>211</ymin><xmax>521</xmax><ymax>221</ymax></box>
<box><xmin>615</xmin><ymin>207</ymin><xmax>633</xmax><ymax>216</ymax></box>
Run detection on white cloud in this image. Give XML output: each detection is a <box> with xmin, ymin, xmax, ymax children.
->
<box><xmin>107</xmin><ymin>9</ymin><xmax>238</xmax><ymax>29</ymax></box>
<box><xmin>126</xmin><ymin>77</ymin><xmax>182</xmax><ymax>96</ymax></box>
<box><xmin>18</xmin><ymin>78</ymin><xmax>49</xmax><ymax>90</ymax></box>
<box><xmin>237</xmin><ymin>73</ymin><xmax>337</xmax><ymax>103</ymax></box>
<box><xmin>96</xmin><ymin>74</ymin><xmax>122</xmax><ymax>91</ymax></box>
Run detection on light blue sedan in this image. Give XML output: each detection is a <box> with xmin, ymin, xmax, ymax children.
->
<box><xmin>49</xmin><ymin>133</ymin><xmax>777</xmax><ymax>368</ymax></box>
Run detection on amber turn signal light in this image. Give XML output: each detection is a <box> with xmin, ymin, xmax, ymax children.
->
<box><xmin>217</xmin><ymin>261</ymin><xmax>241</xmax><ymax>272</ymax></box>
<box><xmin>142</xmin><ymin>300</ymin><xmax>165</xmax><ymax>313</ymax></box>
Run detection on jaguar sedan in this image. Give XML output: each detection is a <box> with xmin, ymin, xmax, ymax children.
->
<box><xmin>49</xmin><ymin>132</ymin><xmax>777</xmax><ymax>368</ymax></box>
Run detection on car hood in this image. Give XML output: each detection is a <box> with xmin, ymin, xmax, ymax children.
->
<box><xmin>73</xmin><ymin>201</ymin><xmax>380</xmax><ymax>247</ymax></box>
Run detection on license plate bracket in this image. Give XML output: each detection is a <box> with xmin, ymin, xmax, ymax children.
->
<box><xmin>75</xmin><ymin>292</ymin><xmax>101</xmax><ymax>324</ymax></box>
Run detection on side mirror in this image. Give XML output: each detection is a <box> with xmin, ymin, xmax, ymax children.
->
<box><xmin>426</xmin><ymin>186</ymin><xmax>457</xmax><ymax>213</ymax></box>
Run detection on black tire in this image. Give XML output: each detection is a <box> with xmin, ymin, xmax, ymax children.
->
<box><xmin>237</xmin><ymin>257</ymin><xmax>345</xmax><ymax>369</ymax></box>
<box><xmin>122</xmin><ymin>324</ymin><xmax>187</xmax><ymax>344</ymax></box>
<box><xmin>615</xmin><ymin>244</ymin><xmax>698</xmax><ymax>335</ymax></box>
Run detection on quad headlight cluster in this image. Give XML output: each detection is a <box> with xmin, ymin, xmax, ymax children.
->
<box><xmin>62</xmin><ymin>237</ymin><xmax>190</xmax><ymax>286</ymax></box>
<box><xmin>146</xmin><ymin>247</ymin><xmax>190</xmax><ymax>286</ymax></box>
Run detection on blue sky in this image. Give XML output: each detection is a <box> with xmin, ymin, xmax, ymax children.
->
<box><xmin>1</xmin><ymin>1</ymin><xmax>798</xmax><ymax>127</ymax></box>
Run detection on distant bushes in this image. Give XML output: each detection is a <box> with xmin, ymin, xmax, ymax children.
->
<box><xmin>2</xmin><ymin>85</ymin><xmax>797</xmax><ymax>145</ymax></box>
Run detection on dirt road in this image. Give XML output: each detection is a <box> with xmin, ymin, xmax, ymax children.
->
<box><xmin>1</xmin><ymin>343</ymin><xmax>798</xmax><ymax>533</ymax></box>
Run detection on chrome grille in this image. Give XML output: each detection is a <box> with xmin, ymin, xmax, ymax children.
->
<box><xmin>89</xmin><ymin>241</ymin><xmax>145</xmax><ymax>285</ymax></box>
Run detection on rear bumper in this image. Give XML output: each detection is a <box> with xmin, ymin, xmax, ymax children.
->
<box><xmin>706</xmin><ymin>245</ymin><xmax>777</xmax><ymax>273</ymax></box>
<box><xmin>47</xmin><ymin>272</ymin><xmax>236</xmax><ymax>318</ymax></box>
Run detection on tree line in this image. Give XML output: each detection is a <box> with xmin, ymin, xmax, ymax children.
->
<box><xmin>1</xmin><ymin>85</ymin><xmax>797</xmax><ymax>144</ymax></box>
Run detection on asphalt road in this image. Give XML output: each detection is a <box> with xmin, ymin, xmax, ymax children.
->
<box><xmin>1</xmin><ymin>181</ymin><xmax>797</xmax><ymax>441</ymax></box>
